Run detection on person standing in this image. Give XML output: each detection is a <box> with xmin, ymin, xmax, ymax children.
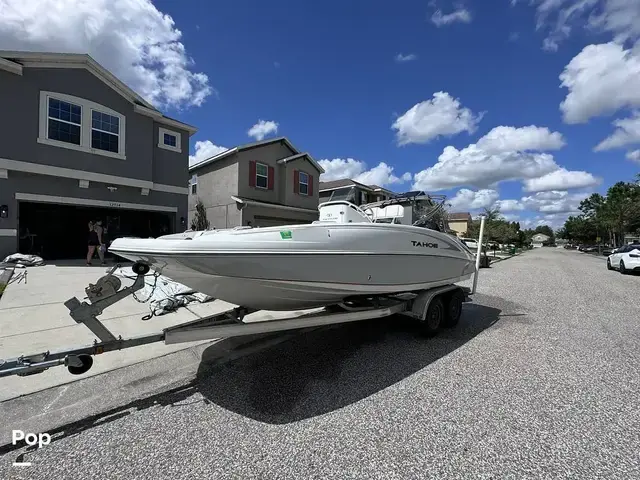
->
<box><xmin>87</xmin><ymin>221</ymin><xmax>99</xmax><ymax>265</ymax></box>
<box><xmin>94</xmin><ymin>220</ymin><xmax>106</xmax><ymax>265</ymax></box>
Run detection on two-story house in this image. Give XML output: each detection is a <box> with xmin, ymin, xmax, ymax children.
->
<box><xmin>0</xmin><ymin>51</ymin><xmax>196</xmax><ymax>261</ymax></box>
<box><xmin>319</xmin><ymin>179</ymin><xmax>395</xmax><ymax>205</ymax></box>
<box><xmin>188</xmin><ymin>137</ymin><xmax>325</xmax><ymax>228</ymax></box>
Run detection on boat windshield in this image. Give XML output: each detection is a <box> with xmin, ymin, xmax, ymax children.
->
<box><xmin>327</xmin><ymin>186</ymin><xmax>357</xmax><ymax>203</ymax></box>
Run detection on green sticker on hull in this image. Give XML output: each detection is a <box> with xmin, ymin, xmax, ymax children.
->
<box><xmin>280</xmin><ymin>230</ymin><xmax>292</xmax><ymax>239</ymax></box>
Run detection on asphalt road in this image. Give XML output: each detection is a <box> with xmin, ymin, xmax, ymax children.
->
<box><xmin>2</xmin><ymin>248</ymin><xmax>639</xmax><ymax>479</ymax></box>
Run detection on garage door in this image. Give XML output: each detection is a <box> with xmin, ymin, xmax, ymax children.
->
<box><xmin>18</xmin><ymin>202</ymin><xmax>174</xmax><ymax>260</ymax></box>
<box><xmin>253</xmin><ymin>216</ymin><xmax>307</xmax><ymax>228</ymax></box>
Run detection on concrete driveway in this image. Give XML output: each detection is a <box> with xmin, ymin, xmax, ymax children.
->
<box><xmin>0</xmin><ymin>261</ymin><xmax>240</xmax><ymax>401</ymax></box>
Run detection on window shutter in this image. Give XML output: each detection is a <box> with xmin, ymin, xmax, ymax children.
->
<box><xmin>249</xmin><ymin>161</ymin><xmax>256</xmax><ymax>187</ymax></box>
<box><xmin>293</xmin><ymin>169</ymin><xmax>299</xmax><ymax>194</ymax></box>
<box><xmin>308</xmin><ymin>174</ymin><xmax>313</xmax><ymax>196</ymax></box>
<box><xmin>268</xmin><ymin>166</ymin><xmax>275</xmax><ymax>190</ymax></box>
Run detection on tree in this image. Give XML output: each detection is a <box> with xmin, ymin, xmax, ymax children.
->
<box><xmin>191</xmin><ymin>199</ymin><xmax>210</xmax><ymax>231</ymax></box>
<box><xmin>605</xmin><ymin>181</ymin><xmax>640</xmax><ymax>241</ymax></box>
<box><xmin>555</xmin><ymin>227</ymin><xmax>567</xmax><ymax>239</ymax></box>
<box><xmin>562</xmin><ymin>215</ymin><xmax>596</xmax><ymax>243</ymax></box>
<box><xmin>561</xmin><ymin>179</ymin><xmax>640</xmax><ymax>246</ymax></box>
<box><xmin>465</xmin><ymin>207</ymin><xmax>526</xmax><ymax>247</ymax></box>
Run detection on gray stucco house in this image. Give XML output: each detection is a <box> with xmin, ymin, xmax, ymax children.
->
<box><xmin>188</xmin><ymin>137</ymin><xmax>325</xmax><ymax>228</ymax></box>
<box><xmin>0</xmin><ymin>51</ymin><xmax>196</xmax><ymax>260</ymax></box>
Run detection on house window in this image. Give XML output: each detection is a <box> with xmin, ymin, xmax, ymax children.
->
<box><xmin>164</xmin><ymin>133</ymin><xmax>176</xmax><ymax>147</ymax></box>
<box><xmin>256</xmin><ymin>163</ymin><xmax>268</xmax><ymax>189</ymax></box>
<box><xmin>190</xmin><ymin>174</ymin><xmax>197</xmax><ymax>194</ymax></box>
<box><xmin>91</xmin><ymin>110</ymin><xmax>120</xmax><ymax>153</ymax></box>
<box><xmin>48</xmin><ymin>98</ymin><xmax>82</xmax><ymax>145</ymax></box>
<box><xmin>38</xmin><ymin>91</ymin><xmax>126</xmax><ymax>159</ymax></box>
<box><xmin>299</xmin><ymin>171</ymin><xmax>309</xmax><ymax>195</ymax></box>
<box><xmin>158</xmin><ymin>127</ymin><xmax>182</xmax><ymax>153</ymax></box>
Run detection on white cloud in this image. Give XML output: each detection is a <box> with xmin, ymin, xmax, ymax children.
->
<box><xmin>247</xmin><ymin>120</ymin><xmax>279</xmax><ymax>141</ymax></box>
<box><xmin>559</xmin><ymin>42</ymin><xmax>640</xmax><ymax>124</ymax></box>
<box><xmin>448</xmin><ymin>189</ymin><xmax>500</xmax><ymax>210</ymax></box>
<box><xmin>521</xmin><ymin>190</ymin><xmax>588</xmax><ymax>214</ymax></box>
<box><xmin>318</xmin><ymin>158</ymin><xmax>411</xmax><ymax>187</ymax></box>
<box><xmin>532</xmin><ymin>0</ymin><xmax>640</xmax><ymax>51</ymax></box>
<box><xmin>0</xmin><ymin>0</ymin><xmax>212</xmax><ymax>109</ymax></box>
<box><xmin>594</xmin><ymin>111</ymin><xmax>640</xmax><ymax>150</ymax></box>
<box><xmin>412</xmin><ymin>125</ymin><xmax>565</xmax><ymax>191</ymax></box>
<box><xmin>518</xmin><ymin>213</ymin><xmax>573</xmax><ymax>230</ymax></box>
<box><xmin>413</xmin><ymin>148</ymin><xmax>558</xmax><ymax>191</ymax></box>
<box><xmin>627</xmin><ymin>149</ymin><xmax>640</xmax><ymax>162</ymax></box>
<box><xmin>522</xmin><ymin>168</ymin><xmax>601</xmax><ymax>192</ymax></box>
<box><xmin>189</xmin><ymin>140</ymin><xmax>228</xmax><ymax>167</ymax></box>
<box><xmin>476</xmin><ymin>125</ymin><xmax>566</xmax><ymax>154</ymax></box>
<box><xmin>318</xmin><ymin>158</ymin><xmax>368</xmax><ymax>182</ymax></box>
<box><xmin>395</xmin><ymin>53</ymin><xmax>417</xmax><ymax>62</ymax></box>
<box><xmin>494</xmin><ymin>199</ymin><xmax>526</xmax><ymax>212</ymax></box>
<box><xmin>431</xmin><ymin>8</ymin><xmax>472</xmax><ymax>27</ymax></box>
<box><xmin>392</xmin><ymin>92</ymin><xmax>483</xmax><ymax>146</ymax></box>
<box><xmin>489</xmin><ymin>190</ymin><xmax>588</xmax><ymax>229</ymax></box>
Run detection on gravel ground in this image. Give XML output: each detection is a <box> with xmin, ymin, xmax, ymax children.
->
<box><xmin>2</xmin><ymin>248</ymin><xmax>639</xmax><ymax>479</ymax></box>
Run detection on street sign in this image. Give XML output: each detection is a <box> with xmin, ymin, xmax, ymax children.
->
<box><xmin>596</xmin><ymin>236</ymin><xmax>601</xmax><ymax>242</ymax></box>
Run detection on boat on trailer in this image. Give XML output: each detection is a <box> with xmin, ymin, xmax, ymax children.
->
<box><xmin>105</xmin><ymin>191</ymin><xmax>477</xmax><ymax>311</ymax></box>
<box><xmin>0</xmin><ymin>193</ymin><xmax>487</xmax><ymax>379</ymax></box>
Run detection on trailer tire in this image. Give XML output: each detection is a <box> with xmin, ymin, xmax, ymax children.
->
<box><xmin>418</xmin><ymin>296</ymin><xmax>443</xmax><ymax>337</ymax></box>
<box><xmin>443</xmin><ymin>289</ymin><xmax>464</xmax><ymax>328</ymax></box>
<box><xmin>67</xmin><ymin>354</ymin><xmax>93</xmax><ymax>375</ymax></box>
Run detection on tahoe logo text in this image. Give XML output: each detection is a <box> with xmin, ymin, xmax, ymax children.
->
<box><xmin>412</xmin><ymin>240</ymin><xmax>438</xmax><ymax>248</ymax></box>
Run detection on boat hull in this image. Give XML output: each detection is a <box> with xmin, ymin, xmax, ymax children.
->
<box><xmin>109</xmin><ymin>223</ymin><xmax>476</xmax><ymax>310</ymax></box>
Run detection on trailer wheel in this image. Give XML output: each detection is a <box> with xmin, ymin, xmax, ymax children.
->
<box><xmin>132</xmin><ymin>262</ymin><xmax>150</xmax><ymax>276</ymax></box>
<box><xmin>67</xmin><ymin>354</ymin><xmax>93</xmax><ymax>375</ymax></box>
<box><xmin>443</xmin><ymin>289</ymin><xmax>464</xmax><ymax>328</ymax></box>
<box><xmin>418</xmin><ymin>296</ymin><xmax>443</xmax><ymax>337</ymax></box>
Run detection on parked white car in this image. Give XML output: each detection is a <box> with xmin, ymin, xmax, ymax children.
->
<box><xmin>607</xmin><ymin>244</ymin><xmax>640</xmax><ymax>274</ymax></box>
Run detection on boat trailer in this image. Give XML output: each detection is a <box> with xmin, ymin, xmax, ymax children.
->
<box><xmin>0</xmin><ymin>222</ymin><xmax>487</xmax><ymax>379</ymax></box>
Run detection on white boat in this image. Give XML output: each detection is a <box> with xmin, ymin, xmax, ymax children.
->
<box><xmin>108</xmin><ymin>191</ymin><xmax>476</xmax><ymax>311</ymax></box>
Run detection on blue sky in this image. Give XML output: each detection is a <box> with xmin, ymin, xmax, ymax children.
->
<box><xmin>3</xmin><ymin>0</ymin><xmax>640</xmax><ymax>228</ymax></box>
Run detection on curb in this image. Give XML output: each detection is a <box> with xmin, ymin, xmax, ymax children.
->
<box><xmin>488</xmin><ymin>252</ymin><xmax>523</xmax><ymax>265</ymax></box>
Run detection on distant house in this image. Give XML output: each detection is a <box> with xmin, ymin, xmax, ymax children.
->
<box><xmin>319</xmin><ymin>179</ymin><xmax>395</xmax><ymax>206</ymax></box>
<box><xmin>447</xmin><ymin>212</ymin><xmax>472</xmax><ymax>238</ymax></box>
<box><xmin>624</xmin><ymin>233</ymin><xmax>640</xmax><ymax>244</ymax></box>
<box><xmin>532</xmin><ymin>233</ymin><xmax>550</xmax><ymax>247</ymax></box>
<box><xmin>188</xmin><ymin>137</ymin><xmax>324</xmax><ymax>228</ymax></box>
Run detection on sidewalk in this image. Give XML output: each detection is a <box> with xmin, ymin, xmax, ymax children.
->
<box><xmin>0</xmin><ymin>261</ymin><xmax>285</xmax><ymax>401</ymax></box>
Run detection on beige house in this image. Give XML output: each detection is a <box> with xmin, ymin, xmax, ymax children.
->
<box><xmin>447</xmin><ymin>212</ymin><xmax>472</xmax><ymax>237</ymax></box>
<box><xmin>531</xmin><ymin>233</ymin><xmax>550</xmax><ymax>247</ymax></box>
<box><xmin>188</xmin><ymin>137</ymin><xmax>324</xmax><ymax>228</ymax></box>
<box><xmin>319</xmin><ymin>179</ymin><xmax>395</xmax><ymax>205</ymax></box>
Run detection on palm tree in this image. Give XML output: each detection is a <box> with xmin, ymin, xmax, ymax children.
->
<box><xmin>481</xmin><ymin>207</ymin><xmax>503</xmax><ymax>222</ymax></box>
